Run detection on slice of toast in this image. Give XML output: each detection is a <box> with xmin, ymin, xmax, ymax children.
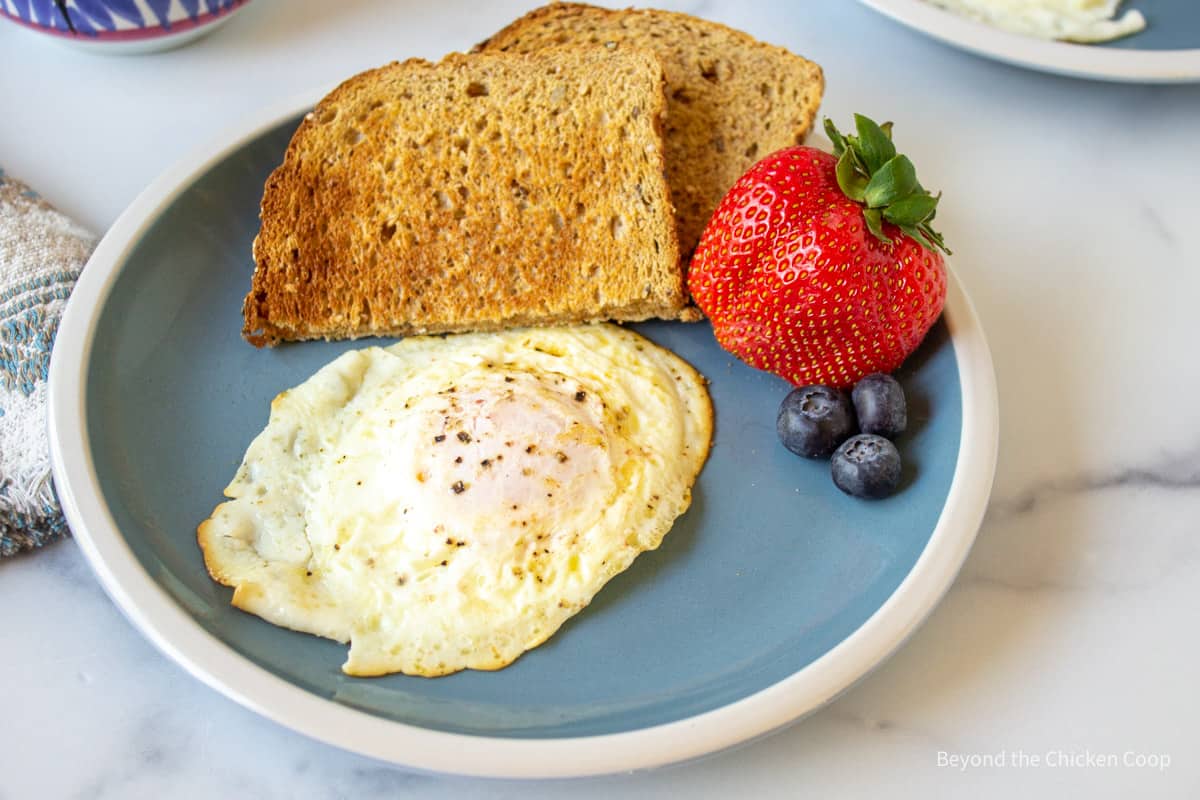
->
<box><xmin>244</xmin><ymin>47</ymin><xmax>685</xmax><ymax>347</ymax></box>
<box><xmin>475</xmin><ymin>3</ymin><xmax>825</xmax><ymax>259</ymax></box>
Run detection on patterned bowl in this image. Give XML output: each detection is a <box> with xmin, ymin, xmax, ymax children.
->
<box><xmin>0</xmin><ymin>0</ymin><xmax>252</xmax><ymax>54</ymax></box>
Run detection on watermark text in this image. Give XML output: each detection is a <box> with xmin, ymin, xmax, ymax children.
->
<box><xmin>936</xmin><ymin>749</ymin><xmax>1171</xmax><ymax>772</ymax></box>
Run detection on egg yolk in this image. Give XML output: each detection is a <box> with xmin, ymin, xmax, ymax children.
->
<box><xmin>336</xmin><ymin>369</ymin><xmax>616</xmax><ymax>553</ymax></box>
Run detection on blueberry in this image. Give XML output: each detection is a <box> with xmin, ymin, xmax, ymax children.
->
<box><xmin>777</xmin><ymin>385</ymin><xmax>856</xmax><ymax>458</ymax></box>
<box><xmin>852</xmin><ymin>373</ymin><xmax>907</xmax><ymax>439</ymax></box>
<box><xmin>831</xmin><ymin>434</ymin><xmax>902</xmax><ymax>499</ymax></box>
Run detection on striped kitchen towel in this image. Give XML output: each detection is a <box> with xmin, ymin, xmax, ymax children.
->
<box><xmin>0</xmin><ymin>168</ymin><xmax>95</xmax><ymax>557</ymax></box>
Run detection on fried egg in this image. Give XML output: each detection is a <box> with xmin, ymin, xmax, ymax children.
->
<box><xmin>927</xmin><ymin>0</ymin><xmax>1145</xmax><ymax>42</ymax></box>
<box><xmin>197</xmin><ymin>324</ymin><xmax>712</xmax><ymax>677</ymax></box>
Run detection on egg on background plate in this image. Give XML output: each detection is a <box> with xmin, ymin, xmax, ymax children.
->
<box><xmin>926</xmin><ymin>0</ymin><xmax>1146</xmax><ymax>42</ymax></box>
<box><xmin>197</xmin><ymin>324</ymin><xmax>712</xmax><ymax>677</ymax></box>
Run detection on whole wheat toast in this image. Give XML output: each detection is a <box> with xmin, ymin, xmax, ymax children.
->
<box><xmin>244</xmin><ymin>47</ymin><xmax>685</xmax><ymax>347</ymax></box>
<box><xmin>475</xmin><ymin>3</ymin><xmax>825</xmax><ymax>259</ymax></box>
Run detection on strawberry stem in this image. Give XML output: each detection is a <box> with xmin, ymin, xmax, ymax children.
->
<box><xmin>824</xmin><ymin>115</ymin><xmax>951</xmax><ymax>256</ymax></box>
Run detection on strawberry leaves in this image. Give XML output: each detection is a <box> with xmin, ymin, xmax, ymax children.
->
<box><xmin>855</xmin><ymin>114</ymin><xmax>895</xmax><ymax>173</ymax></box>
<box><xmin>824</xmin><ymin>115</ymin><xmax>951</xmax><ymax>255</ymax></box>
<box><xmin>834</xmin><ymin>148</ymin><xmax>870</xmax><ymax>203</ymax></box>
<box><xmin>864</xmin><ymin>155</ymin><xmax>917</xmax><ymax>207</ymax></box>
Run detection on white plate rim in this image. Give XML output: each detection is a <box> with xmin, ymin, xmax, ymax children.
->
<box><xmin>856</xmin><ymin>0</ymin><xmax>1200</xmax><ymax>83</ymax></box>
<box><xmin>47</xmin><ymin>94</ymin><xmax>1000</xmax><ymax>779</ymax></box>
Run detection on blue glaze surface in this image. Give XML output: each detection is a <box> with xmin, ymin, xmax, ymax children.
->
<box><xmin>85</xmin><ymin>117</ymin><xmax>962</xmax><ymax>739</ymax></box>
<box><xmin>1102</xmin><ymin>1</ymin><xmax>1200</xmax><ymax>50</ymax></box>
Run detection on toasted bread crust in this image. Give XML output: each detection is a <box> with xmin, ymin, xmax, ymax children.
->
<box><xmin>244</xmin><ymin>48</ymin><xmax>685</xmax><ymax>347</ymax></box>
<box><xmin>475</xmin><ymin>3</ymin><xmax>825</xmax><ymax>259</ymax></box>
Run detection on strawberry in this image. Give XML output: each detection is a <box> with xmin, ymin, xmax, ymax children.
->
<box><xmin>688</xmin><ymin>114</ymin><xmax>950</xmax><ymax>388</ymax></box>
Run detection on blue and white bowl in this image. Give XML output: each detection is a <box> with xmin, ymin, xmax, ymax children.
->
<box><xmin>0</xmin><ymin>0</ymin><xmax>252</xmax><ymax>54</ymax></box>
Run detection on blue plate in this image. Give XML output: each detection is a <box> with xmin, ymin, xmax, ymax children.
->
<box><xmin>49</xmin><ymin>101</ymin><xmax>998</xmax><ymax>777</ymax></box>
<box><xmin>858</xmin><ymin>0</ymin><xmax>1200</xmax><ymax>82</ymax></box>
<box><xmin>1101</xmin><ymin>0</ymin><xmax>1200</xmax><ymax>51</ymax></box>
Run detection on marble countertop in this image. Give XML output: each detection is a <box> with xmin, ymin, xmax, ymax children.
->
<box><xmin>3</xmin><ymin>0</ymin><xmax>1198</xmax><ymax>796</ymax></box>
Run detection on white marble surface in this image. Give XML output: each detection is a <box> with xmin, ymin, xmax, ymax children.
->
<box><xmin>3</xmin><ymin>0</ymin><xmax>1199</xmax><ymax>796</ymax></box>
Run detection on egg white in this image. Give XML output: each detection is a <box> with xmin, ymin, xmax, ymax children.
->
<box><xmin>198</xmin><ymin>324</ymin><xmax>712</xmax><ymax>677</ymax></box>
<box><xmin>927</xmin><ymin>0</ymin><xmax>1145</xmax><ymax>42</ymax></box>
